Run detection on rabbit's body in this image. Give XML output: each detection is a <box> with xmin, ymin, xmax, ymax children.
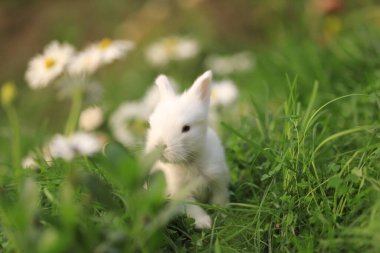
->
<box><xmin>152</xmin><ymin>127</ymin><xmax>229</xmax><ymax>202</ymax></box>
<box><xmin>146</xmin><ymin>71</ymin><xmax>229</xmax><ymax>229</ymax></box>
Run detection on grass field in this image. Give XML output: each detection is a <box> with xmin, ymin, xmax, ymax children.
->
<box><xmin>1</xmin><ymin>1</ymin><xmax>380</xmax><ymax>252</ymax></box>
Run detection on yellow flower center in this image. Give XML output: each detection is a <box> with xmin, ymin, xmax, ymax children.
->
<box><xmin>99</xmin><ymin>38</ymin><xmax>112</xmax><ymax>50</ymax></box>
<box><xmin>210</xmin><ymin>89</ymin><xmax>218</xmax><ymax>102</ymax></box>
<box><xmin>44</xmin><ymin>57</ymin><xmax>56</xmax><ymax>69</ymax></box>
<box><xmin>1</xmin><ymin>81</ymin><xmax>17</xmax><ymax>107</ymax></box>
<box><xmin>127</xmin><ymin>118</ymin><xmax>149</xmax><ymax>135</ymax></box>
<box><xmin>163</xmin><ymin>37</ymin><xmax>179</xmax><ymax>55</ymax></box>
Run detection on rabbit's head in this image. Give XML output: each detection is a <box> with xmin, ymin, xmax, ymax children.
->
<box><xmin>145</xmin><ymin>71</ymin><xmax>212</xmax><ymax>164</ymax></box>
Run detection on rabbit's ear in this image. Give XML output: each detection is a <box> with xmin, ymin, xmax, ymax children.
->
<box><xmin>155</xmin><ymin>75</ymin><xmax>176</xmax><ymax>100</ymax></box>
<box><xmin>189</xmin><ymin>70</ymin><xmax>212</xmax><ymax>104</ymax></box>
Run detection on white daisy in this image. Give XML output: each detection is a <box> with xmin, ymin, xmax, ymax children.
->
<box><xmin>25</xmin><ymin>41</ymin><xmax>75</xmax><ymax>89</ymax></box>
<box><xmin>145</xmin><ymin>36</ymin><xmax>200</xmax><ymax>66</ymax></box>
<box><xmin>70</xmin><ymin>132</ymin><xmax>103</xmax><ymax>156</ymax></box>
<box><xmin>68</xmin><ymin>38</ymin><xmax>134</xmax><ymax>76</ymax></box>
<box><xmin>96</xmin><ymin>38</ymin><xmax>135</xmax><ymax>64</ymax></box>
<box><xmin>67</xmin><ymin>46</ymin><xmax>102</xmax><ymax>76</ymax></box>
<box><xmin>47</xmin><ymin>132</ymin><xmax>103</xmax><ymax>161</ymax></box>
<box><xmin>210</xmin><ymin>80</ymin><xmax>239</xmax><ymax>107</ymax></box>
<box><xmin>48</xmin><ymin>134</ymin><xmax>75</xmax><ymax>161</ymax></box>
<box><xmin>233</xmin><ymin>52</ymin><xmax>254</xmax><ymax>72</ymax></box>
<box><xmin>79</xmin><ymin>106</ymin><xmax>104</xmax><ymax>131</ymax></box>
<box><xmin>22</xmin><ymin>155</ymin><xmax>38</xmax><ymax>170</ymax></box>
<box><xmin>109</xmin><ymin>102</ymin><xmax>150</xmax><ymax>148</ymax></box>
<box><xmin>205</xmin><ymin>51</ymin><xmax>254</xmax><ymax>75</ymax></box>
<box><xmin>145</xmin><ymin>43</ymin><xmax>168</xmax><ymax>66</ymax></box>
<box><xmin>174</xmin><ymin>38</ymin><xmax>200</xmax><ymax>60</ymax></box>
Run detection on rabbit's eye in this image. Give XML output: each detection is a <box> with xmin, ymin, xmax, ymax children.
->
<box><xmin>182</xmin><ymin>125</ymin><xmax>190</xmax><ymax>133</ymax></box>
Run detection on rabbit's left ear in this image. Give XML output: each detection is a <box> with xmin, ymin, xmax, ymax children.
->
<box><xmin>189</xmin><ymin>70</ymin><xmax>212</xmax><ymax>104</ymax></box>
<box><xmin>155</xmin><ymin>74</ymin><xmax>176</xmax><ymax>100</ymax></box>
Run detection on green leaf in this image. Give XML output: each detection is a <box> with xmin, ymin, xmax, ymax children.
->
<box><xmin>327</xmin><ymin>176</ymin><xmax>342</xmax><ymax>189</ymax></box>
<box><xmin>214</xmin><ymin>237</ymin><xmax>222</xmax><ymax>253</ymax></box>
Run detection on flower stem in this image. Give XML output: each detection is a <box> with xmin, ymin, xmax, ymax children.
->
<box><xmin>65</xmin><ymin>88</ymin><xmax>82</xmax><ymax>135</ymax></box>
<box><xmin>4</xmin><ymin>106</ymin><xmax>21</xmax><ymax>171</ymax></box>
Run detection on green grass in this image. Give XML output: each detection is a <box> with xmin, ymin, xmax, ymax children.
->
<box><xmin>1</xmin><ymin>2</ymin><xmax>380</xmax><ymax>252</ymax></box>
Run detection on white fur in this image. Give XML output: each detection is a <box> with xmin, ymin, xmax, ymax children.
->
<box><xmin>145</xmin><ymin>70</ymin><xmax>229</xmax><ymax>229</ymax></box>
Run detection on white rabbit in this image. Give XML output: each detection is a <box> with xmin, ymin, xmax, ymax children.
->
<box><xmin>145</xmin><ymin>70</ymin><xmax>229</xmax><ymax>229</ymax></box>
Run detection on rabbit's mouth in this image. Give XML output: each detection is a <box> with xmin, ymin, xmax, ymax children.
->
<box><xmin>159</xmin><ymin>153</ymin><xmax>170</xmax><ymax>163</ymax></box>
<box><xmin>160</xmin><ymin>150</ymin><xmax>197</xmax><ymax>164</ymax></box>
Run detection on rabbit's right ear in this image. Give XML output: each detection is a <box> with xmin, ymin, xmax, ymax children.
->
<box><xmin>155</xmin><ymin>75</ymin><xmax>176</xmax><ymax>100</ymax></box>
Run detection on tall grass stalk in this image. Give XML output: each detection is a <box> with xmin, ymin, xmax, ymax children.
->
<box><xmin>64</xmin><ymin>88</ymin><xmax>82</xmax><ymax>135</ymax></box>
<box><xmin>4</xmin><ymin>105</ymin><xmax>21</xmax><ymax>172</ymax></box>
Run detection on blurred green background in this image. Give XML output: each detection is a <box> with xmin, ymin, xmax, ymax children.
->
<box><xmin>1</xmin><ymin>0</ymin><xmax>378</xmax><ymax>131</ymax></box>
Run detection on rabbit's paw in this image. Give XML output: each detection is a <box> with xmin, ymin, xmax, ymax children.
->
<box><xmin>194</xmin><ymin>214</ymin><xmax>212</xmax><ymax>229</ymax></box>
